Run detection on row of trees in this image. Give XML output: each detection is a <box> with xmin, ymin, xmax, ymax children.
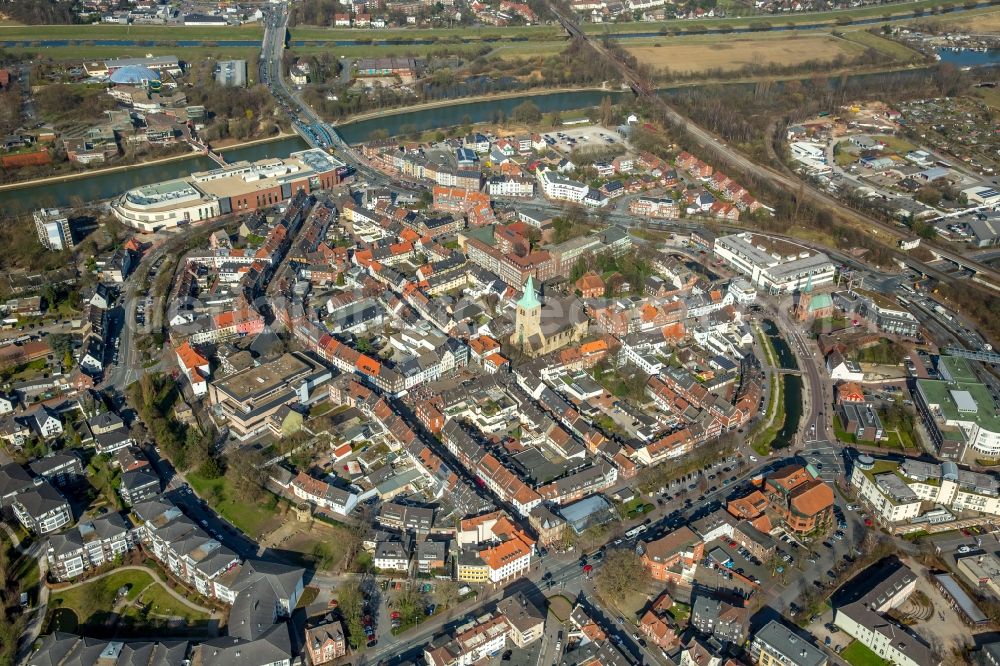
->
<box><xmin>0</xmin><ymin>0</ymin><xmax>78</xmax><ymax>24</ymax></box>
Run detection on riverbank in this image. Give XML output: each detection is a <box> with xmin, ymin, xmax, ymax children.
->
<box><xmin>334</xmin><ymin>86</ymin><xmax>614</xmax><ymax>127</ymax></box>
<box><xmin>333</xmin><ymin>57</ymin><xmax>933</xmax><ymax>140</ymax></box>
<box><xmin>0</xmin><ymin>132</ymin><xmax>294</xmax><ymax>194</ymax></box>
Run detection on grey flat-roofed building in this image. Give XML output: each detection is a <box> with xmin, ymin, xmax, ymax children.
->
<box><xmin>714</xmin><ymin>232</ymin><xmax>836</xmax><ymax>294</ymax></box>
<box><xmin>558</xmin><ymin>494</ymin><xmax>616</xmax><ymax>534</ymax></box>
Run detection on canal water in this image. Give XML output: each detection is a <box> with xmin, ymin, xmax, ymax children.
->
<box><xmin>336</xmin><ymin>89</ymin><xmax>624</xmax><ymax>143</ymax></box>
<box><xmin>937</xmin><ymin>47</ymin><xmax>1000</xmax><ymax>68</ymax></box>
<box><xmin>3</xmin><ymin>88</ymin><xmax>620</xmax><ymax>213</ymax></box>
<box><xmin>774</xmin><ymin>374</ymin><xmax>803</xmax><ymax>450</ymax></box>
<box><xmin>0</xmin><ymin>65</ymin><xmax>947</xmax><ymax>212</ymax></box>
<box><xmin>3</xmin><ymin>135</ymin><xmax>310</xmax><ymax>213</ymax></box>
<box><xmin>760</xmin><ymin>318</ymin><xmax>799</xmax><ymax>371</ymax></box>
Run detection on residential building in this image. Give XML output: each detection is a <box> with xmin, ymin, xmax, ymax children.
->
<box><xmin>536</xmin><ymin>168</ymin><xmax>588</xmax><ymax>204</ymax></box>
<box><xmin>690</xmin><ymin>595</ymin><xmax>748</xmax><ymax>645</ymax></box>
<box><xmin>374</xmin><ymin>540</ymin><xmax>411</xmax><ymax>571</ymax></box>
<box><xmin>46</xmin><ymin>513</ymin><xmax>134</xmax><ymax>580</ymax></box>
<box><xmin>119</xmin><ymin>468</ymin><xmax>161</xmax><ymax>506</ymax></box>
<box><xmin>424</xmin><ymin>614</ymin><xmax>510</xmax><ymax>666</ymax></box>
<box><xmin>289</xmin><ymin>471</ymin><xmax>359</xmax><ymax>516</ymax></box>
<box><xmin>833</xmin><ymin>559</ymin><xmax>938</xmax><ymax>666</ymax></box>
<box><xmin>29</xmin><ymin>453</ymin><xmax>84</xmax><ymax>489</ymax></box>
<box><xmin>748</xmin><ymin>619</ymin><xmax>827</xmax><ymax>666</ymax></box>
<box><xmin>13</xmin><ymin>482</ymin><xmax>72</xmax><ymax>535</ymax></box>
<box><xmin>497</xmin><ymin>593</ymin><xmax>545</xmax><ymax>647</ymax></box>
<box><xmin>376</xmin><ymin>502</ymin><xmax>434</xmax><ymax>533</ymax></box>
<box><xmin>639</xmin><ymin>594</ymin><xmax>680</xmax><ymax>651</ymax></box>
<box><xmin>837</xmin><ymin>401</ymin><xmax>885</xmax><ymax>442</ymax></box>
<box><xmin>850</xmin><ymin>453</ymin><xmax>1000</xmax><ymax>524</ymax></box>
<box><xmin>637</xmin><ymin>527</ymin><xmax>704</xmax><ymax>583</ymax></box>
<box><xmin>304</xmin><ymin>615</ymin><xmax>347</xmax><ymax>665</ymax></box>
<box><xmin>33</xmin><ymin>208</ymin><xmax>73</xmax><ymax>251</ymax></box>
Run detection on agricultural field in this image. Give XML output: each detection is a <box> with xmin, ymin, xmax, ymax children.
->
<box><xmin>626</xmin><ymin>33</ymin><xmax>865</xmax><ymax>75</ymax></box>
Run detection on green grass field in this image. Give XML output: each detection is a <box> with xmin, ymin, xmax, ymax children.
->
<box><xmin>0</xmin><ymin>24</ymin><xmax>261</xmax><ymax>41</ymax></box>
<box><xmin>186</xmin><ymin>471</ymin><xmax>282</xmax><ymax>539</ymax></box>
<box><xmin>842</xmin><ymin>641</ymin><xmax>891</xmax><ymax>666</ymax></box>
<box><xmin>48</xmin><ymin>569</ymin><xmax>153</xmax><ymax>631</ymax></box>
<box><xmin>122</xmin><ymin>581</ymin><xmax>211</xmax><ymax>625</ymax></box>
<box><xmin>291</xmin><ymin>42</ymin><xmax>488</xmax><ymax>58</ymax></box>
<box><xmin>839</xmin><ymin>29</ymin><xmax>925</xmax><ymax>61</ymax></box>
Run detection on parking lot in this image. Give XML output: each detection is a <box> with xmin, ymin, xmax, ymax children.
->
<box><xmin>538</xmin><ymin>125</ymin><xmax>626</xmax><ymax>153</ymax></box>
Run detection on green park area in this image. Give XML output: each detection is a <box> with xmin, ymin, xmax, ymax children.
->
<box><xmin>47</xmin><ymin>568</ymin><xmax>212</xmax><ymax>637</ymax></box>
<box><xmin>186</xmin><ymin>470</ymin><xmax>284</xmax><ymax>539</ymax></box>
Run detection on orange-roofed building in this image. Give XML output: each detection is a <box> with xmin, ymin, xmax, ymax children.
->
<box><xmin>662</xmin><ymin>322</ymin><xmax>686</xmax><ymax>343</ymax></box>
<box><xmin>640</xmin><ymin>607</ymin><xmax>680</xmax><ymax>651</ymax></box>
<box><xmin>416</xmin><ymin>400</ymin><xmax>445</xmax><ymax>434</ymax></box>
<box><xmin>356</xmin><ymin>355</ymin><xmax>381</xmax><ymax>377</ymax></box>
<box><xmin>726</xmin><ymin>490</ymin><xmax>769</xmax><ymax>522</ymax></box>
<box><xmin>175</xmin><ymin>342</ymin><xmax>210</xmax><ymax>396</ymax></box>
<box><xmin>764</xmin><ymin>464</ymin><xmax>834</xmax><ymax>534</ymax></box>
<box><xmin>483</xmin><ymin>353</ymin><xmax>509</xmax><ymax>375</ymax></box>
<box><xmin>575</xmin><ymin>271</ymin><xmax>605</xmax><ymax>298</ymax></box>
<box><xmin>578</xmin><ymin>339</ymin><xmax>609</xmax><ymax>362</ymax></box>
<box><xmin>469</xmin><ymin>335</ymin><xmax>501</xmax><ymax>362</ymax></box>
<box><xmin>837</xmin><ymin>382</ymin><xmax>865</xmax><ymax>404</ymax></box>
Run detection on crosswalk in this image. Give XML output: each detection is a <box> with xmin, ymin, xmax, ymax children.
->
<box><xmin>800</xmin><ymin>442</ymin><xmax>845</xmax><ymax>482</ymax></box>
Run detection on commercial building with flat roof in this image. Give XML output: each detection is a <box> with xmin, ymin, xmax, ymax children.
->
<box><xmin>209</xmin><ymin>352</ymin><xmax>332</xmax><ymax>439</ymax></box>
<box><xmin>111</xmin><ymin>149</ymin><xmax>345</xmax><ymax>231</ymax></box>
<box><xmin>713</xmin><ymin>232</ymin><xmax>835</xmax><ymax>294</ymax></box>
<box><xmin>958</xmin><ymin>552</ymin><xmax>1000</xmax><ymax>598</ymax></box>
<box><xmin>915</xmin><ymin>356</ymin><xmax>1000</xmax><ymax>460</ymax></box>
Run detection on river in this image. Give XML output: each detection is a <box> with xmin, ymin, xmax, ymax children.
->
<box><xmin>0</xmin><ymin>65</ymin><xmax>947</xmax><ymax>212</ymax></box>
<box><xmin>3</xmin><ymin>88</ymin><xmax>622</xmax><ymax>213</ymax></box>
<box><xmin>4</xmin><ymin>135</ymin><xmax>310</xmax><ymax>213</ymax></box>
